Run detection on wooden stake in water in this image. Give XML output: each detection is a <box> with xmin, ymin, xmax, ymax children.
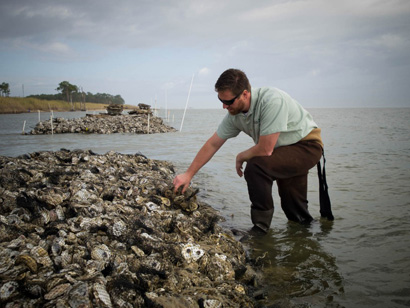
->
<box><xmin>22</xmin><ymin>120</ymin><xmax>26</xmax><ymax>135</ymax></box>
<box><xmin>50</xmin><ymin>115</ymin><xmax>54</xmax><ymax>135</ymax></box>
<box><xmin>38</xmin><ymin>110</ymin><xmax>40</xmax><ymax>123</ymax></box>
<box><xmin>180</xmin><ymin>74</ymin><xmax>194</xmax><ymax>132</ymax></box>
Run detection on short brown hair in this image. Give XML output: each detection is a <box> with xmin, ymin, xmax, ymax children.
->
<box><xmin>214</xmin><ymin>68</ymin><xmax>251</xmax><ymax>95</ymax></box>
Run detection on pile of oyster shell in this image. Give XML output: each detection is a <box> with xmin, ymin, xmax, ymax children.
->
<box><xmin>0</xmin><ymin>149</ymin><xmax>259</xmax><ymax>307</ymax></box>
<box><xmin>28</xmin><ymin>114</ymin><xmax>176</xmax><ymax>135</ymax></box>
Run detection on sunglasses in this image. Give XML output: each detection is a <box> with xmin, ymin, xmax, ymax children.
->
<box><xmin>218</xmin><ymin>91</ymin><xmax>243</xmax><ymax>106</ymax></box>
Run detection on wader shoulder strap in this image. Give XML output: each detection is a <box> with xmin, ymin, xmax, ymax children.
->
<box><xmin>317</xmin><ymin>150</ymin><xmax>334</xmax><ymax>221</ymax></box>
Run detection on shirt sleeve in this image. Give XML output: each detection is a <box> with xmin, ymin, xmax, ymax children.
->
<box><xmin>259</xmin><ymin>97</ymin><xmax>289</xmax><ymax>136</ymax></box>
<box><xmin>216</xmin><ymin>114</ymin><xmax>241</xmax><ymax>140</ymax></box>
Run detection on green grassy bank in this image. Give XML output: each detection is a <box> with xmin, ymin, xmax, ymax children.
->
<box><xmin>0</xmin><ymin>97</ymin><xmax>134</xmax><ymax>114</ymax></box>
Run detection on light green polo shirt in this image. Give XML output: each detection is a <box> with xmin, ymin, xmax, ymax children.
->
<box><xmin>216</xmin><ymin>87</ymin><xmax>318</xmax><ymax>148</ymax></box>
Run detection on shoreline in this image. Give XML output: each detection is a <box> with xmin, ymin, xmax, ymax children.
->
<box><xmin>0</xmin><ymin>97</ymin><xmax>136</xmax><ymax>114</ymax></box>
<box><xmin>0</xmin><ymin>107</ymin><xmax>138</xmax><ymax>115</ymax></box>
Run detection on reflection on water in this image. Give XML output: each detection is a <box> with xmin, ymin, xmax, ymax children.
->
<box><xmin>244</xmin><ymin>220</ymin><xmax>344</xmax><ymax>307</ymax></box>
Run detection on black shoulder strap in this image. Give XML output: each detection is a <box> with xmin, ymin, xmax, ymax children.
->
<box><xmin>317</xmin><ymin>150</ymin><xmax>334</xmax><ymax>221</ymax></box>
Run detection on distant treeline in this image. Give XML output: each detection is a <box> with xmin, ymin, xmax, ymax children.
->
<box><xmin>28</xmin><ymin>92</ymin><xmax>125</xmax><ymax>105</ymax></box>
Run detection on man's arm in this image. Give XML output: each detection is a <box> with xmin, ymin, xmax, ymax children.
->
<box><xmin>236</xmin><ymin>132</ymin><xmax>280</xmax><ymax>177</ymax></box>
<box><xmin>173</xmin><ymin>132</ymin><xmax>226</xmax><ymax>193</ymax></box>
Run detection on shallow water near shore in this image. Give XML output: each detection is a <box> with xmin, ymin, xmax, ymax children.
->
<box><xmin>1</xmin><ymin>107</ymin><xmax>410</xmax><ymax>307</ymax></box>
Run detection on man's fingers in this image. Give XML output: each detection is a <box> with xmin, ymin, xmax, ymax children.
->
<box><xmin>173</xmin><ymin>178</ymin><xmax>181</xmax><ymax>193</ymax></box>
<box><xmin>173</xmin><ymin>178</ymin><xmax>186</xmax><ymax>194</ymax></box>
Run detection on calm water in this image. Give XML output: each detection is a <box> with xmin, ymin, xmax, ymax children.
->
<box><xmin>1</xmin><ymin>108</ymin><xmax>409</xmax><ymax>307</ymax></box>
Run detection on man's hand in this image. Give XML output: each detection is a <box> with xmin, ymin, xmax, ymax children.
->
<box><xmin>173</xmin><ymin>173</ymin><xmax>192</xmax><ymax>194</ymax></box>
<box><xmin>235</xmin><ymin>133</ymin><xmax>280</xmax><ymax>177</ymax></box>
<box><xmin>236</xmin><ymin>153</ymin><xmax>245</xmax><ymax>177</ymax></box>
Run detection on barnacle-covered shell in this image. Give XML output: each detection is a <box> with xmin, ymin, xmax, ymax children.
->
<box><xmin>39</xmin><ymin>210</ymin><xmax>50</xmax><ymax>225</ymax></box>
<box><xmin>16</xmin><ymin>254</ymin><xmax>38</xmax><ymax>273</ymax></box>
<box><xmin>68</xmin><ymin>282</ymin><xmax>90</xmax><ymax>308</ymax></box>
<box><xmin>91</xmin><ymin>244</ymin><xmax>111</xmax><ymax>262</ymax></box>
<box><xmin>131</xmin><ymin>245</ymin><xmax>145</xmax><ymax>257</ymax></box>
<box><xmin>112</xmin><ymin>219</ymin><xmax>126</xmax><ymax>237</ymax></box>
<box><xmin>205</xmin><ymin>253</ymin><xmax>235</xmax><ymax>282</ymax></box>
<box><xmin>235</xmin><ymin>284</ymin><xmax>246</xmax><ymax>294</ymax></box>
<box><xmin>36</xmin><ymin>188</ymin><xmax>65</xmax><ymax>206</ymax></box>
<box><xmin>44</xmin><ymin>282</ymin><xmax>71</xmax><ymax>300</ymax></box>
<box><xmin>180</xmin><ymin>200</ymin><xmax>198</xmax><ymax>212</ymax></box>
<box><xmin>30</xmin><ymin>246</ymin><xmax>48</xmax><ymax>258</ymax></box>
<box><xmin>60</xmin><ymin>250</ymin><xmax>72</xmax><ymax>268</ymax></box>
<box><xmin>201</xmin><ymin>299</ymin><xmax>222</xmax><ymax>308</ymax></box>
<box><xmin>93</xmin><ymin>283</ymin><xmax>113</xmax><ymax>308</ymax></box>
<box><xmin>72</xmin><ymin>188</ymin><xmax>99</xmax><ymax>205</ymax></box>
<box><xmin>51</xmin><ymin>237</ymin><xmax>64</xmax><ymax>256</ymax></box>
<box><xmin>163</xmin><ymin>189</ymin><xmax>174</xmax><ymax>199</ymax></box>
<box><xmin>55</xmin><ymin>205</ymin><xmax>65</xmax><ymax>220</ymax></box>
<box><xmin>0</xmin><ymin>281</ymin><xmax>19</xmax><ymax>301</ymax></box>
<box><xmin>145</xmin><ymin>201</ymin><xmax>161</xmax><ymax>212</ymax></box>
<box><xmin>181</xmin><ymin>243</ymin><xmax>205</xmax><ymax>263</ymax></box>
<box><xmin>159</xmin><ymin>196</ymin><xmax>171</xmax><ymax>207</ymax></box>
<box><xmin>31</xmin><ymin>246</ymin><xmax>53</xmax><ymax>267</ymax></box>
<box><xmin>151</xmin><ymin>195</ymin><xmax>171</xmax><ymax>207</ymax></box>
<box><xmin>25</xmin><ymin>283</ymin><xmax>44</xmax><ymax>297</ymax></box>
<box><xmin>0</xmin><ymin>253</ymin><xmax>13</xmax><ymax>274</ymax></box>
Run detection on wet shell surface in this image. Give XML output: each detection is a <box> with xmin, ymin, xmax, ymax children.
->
<box><xmin>0</xmin><ymin>149</ymin><xmax>258</xmax><ymax>307</ymax></box>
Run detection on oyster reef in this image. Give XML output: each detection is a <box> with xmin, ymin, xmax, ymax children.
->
<box><xmin>0</xmin><ymin>149</ymin><xmax>259</xmax><ymax>307</ymax></box>
<box><xmin>28</xmin><ymin>114</ymin><xmax>176</xmax><ymax>135</ymax></box>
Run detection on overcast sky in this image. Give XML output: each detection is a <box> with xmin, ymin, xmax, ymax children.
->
<box><xmin>1</xmin><ymin>0</ymin><xmax>409</xmax><ymax>108</ymax></box>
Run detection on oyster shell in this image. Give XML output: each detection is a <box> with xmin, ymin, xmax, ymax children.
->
<box><xmin>31</xmin><ymin>246</ymin><xmax>53</xmax><ymax>268</ymax></box>
<box><xmin>0</xmin><ymin>281</ymin><xmax>19</xmax><ymax>301</ymax></box>
<box><xmin>0</xmin><ymin>149</ymin><xmax>257</xmax><ymax>307</ymax></box>
<box><xmin>93</xmin><ymin>283</ymin><xmax>113</xmax><ymax>308</ymax></box>
<box><xmin>91</xmin><ymin>244</ymin><xmax>111</xmax><ymax>263</ymax></box>
<box><xmin>68</xmin><ymin>282</ymin><xmax>90</xmax><ymax>308</ymax></box>
<box><xmin>16</xmin><ymin>254</ymin><xmax>38</xmax><ymax>273</ymax></box>
<box><xmin>181</xmin><ymin>243</ymin><xmax>205</xmax><ymax>263</ymax></box>
<box><xmin>44</xmin><ymin>283</ymin><xmax>71</xmax><ymax>300</ymax></box>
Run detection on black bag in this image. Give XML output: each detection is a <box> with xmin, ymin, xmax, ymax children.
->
<box><xmin>317</xmin><ymin>150</ymin><xmax>334</xmax><ymax>220</ymax></box>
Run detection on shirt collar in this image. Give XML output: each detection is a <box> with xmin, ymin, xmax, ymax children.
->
<box><xmin>246</xmin><ymin>88</ymin><xmax>257</xmax><ymax>116</ymax></box>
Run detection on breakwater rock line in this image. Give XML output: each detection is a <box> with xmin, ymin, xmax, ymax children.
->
<box><xmin>28</xmin><ymin>114</ymin><xmax>176</xmax><ymax>135</ymax></box>
<box><xmin>0</xmin><ymin>149</ymin><xmax>259</xmax><ymax>307</ymax></box>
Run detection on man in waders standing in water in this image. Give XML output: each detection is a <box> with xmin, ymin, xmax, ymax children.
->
<box><xmin>173</xmin><ymin>68</ymin><xmax>331</xmax><ymax>235</ymax></box>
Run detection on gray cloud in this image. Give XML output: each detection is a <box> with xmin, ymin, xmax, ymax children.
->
<box><xmin>1</xmin><ymin>0</ymin><xmax>409</xmax><ymax>107</ymax></box>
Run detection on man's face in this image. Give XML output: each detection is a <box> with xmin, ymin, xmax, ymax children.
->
<box><xmin>218</xmin><ymin>90</ymin><xmax>245</xmax><ymax>115</ymax></box>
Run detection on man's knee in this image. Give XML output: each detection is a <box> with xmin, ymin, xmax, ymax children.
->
<box><xmin>244</xmin><ymin>156</ymin><xmax>263</xmax><ymax>180</ymax></box>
